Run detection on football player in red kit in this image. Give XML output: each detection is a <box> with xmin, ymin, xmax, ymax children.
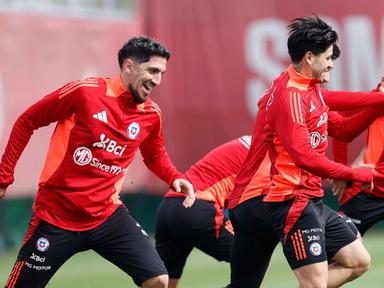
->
<box><xmin>0</xmin><ymin>36</ymin><xmax>194</xmax><ymax>288</ymax></box>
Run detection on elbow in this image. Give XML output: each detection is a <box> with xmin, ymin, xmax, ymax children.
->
<box><xmin>292</xmin><ymin>153</ymin><xmax>320</xmax><ymax>173</ymax></box>
<box><xmin>293</xmin><ymin>156</ymin><xmax>313</xmax><ymax>170</ymax></box>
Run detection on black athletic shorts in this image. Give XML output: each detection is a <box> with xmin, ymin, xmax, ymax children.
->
<box><xmin>227</xmin><ymin>195</ymin><xmax>279</xmax><ymax>288</ymax></box>
<box><xmin>5</xmin><ymin>205</ymin><xmax>167</xmax><ymax>288</ymax></box>
<box><xmin>264</xmin><ymin>197</ymin><xmax>357</xmax><ymax>270</ymax></box>
<box><xmin>155</xmin><ymin>197</ymin><xmax>233</xmax><ymax>279</ymax></box>
<box><xmin>340</xmin><ymin>191</ymin><xmax>384</xmax><ymax>235</ymax></box>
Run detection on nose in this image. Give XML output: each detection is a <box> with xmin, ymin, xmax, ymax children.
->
<box><xmin>328</xmin><ymin>59</ymin><xmax>334</xmax><ymax>70</ymax></box>
<box><xmin>152</xmin><ymin>73</ymin><xmax>162</xmax><ymax>86</ymax></box>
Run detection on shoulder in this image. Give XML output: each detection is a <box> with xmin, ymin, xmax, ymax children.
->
<box><xmin>146</xmin><ymin>99</ymin><xmax>162</xmax><ymax>117</ymax></box>
<box><xmin>58</xmin><ymin>77</ymin><xmax>102</xmax><ymax>98</ymax></box>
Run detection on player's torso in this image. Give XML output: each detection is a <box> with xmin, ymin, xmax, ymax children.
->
<box><xmin>266</xmin><ymin>76</ymin><xmax>328</xmax><ymax>199</ymax></box>
<box><xmin>34</xmin><ymin>78</ymin><xmax>161</xmax><ymax>229</ymax></box>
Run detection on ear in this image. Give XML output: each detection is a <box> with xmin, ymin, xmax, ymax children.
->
<box><xmin>122</xmin><ymin>58</ymin><xmax>135</xmax><ymax>74</ymax></box>
<box><xmin>304</xmin><ymin>51</ymin><xmax>314</xmax><ymax>65</ymax></box>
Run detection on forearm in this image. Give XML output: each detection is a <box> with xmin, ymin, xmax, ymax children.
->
<box><xmin>323</xmin><ymin>90</ymin><xmax>384</xmax><ymax>111</ymax></box>
<box><xmin>328</xmin><ymin>108</ymin><xmax>383</xmax><ymax>142</ymax></box>
<box><xmin>0</xmin><ymin>114</ymin><xmax>36</xmax><ymax>188</ymax></box>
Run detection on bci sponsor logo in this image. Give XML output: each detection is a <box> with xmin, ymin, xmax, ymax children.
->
<box><xmin>92</xmin><ymin>134</ymin><xmax>126</xmax><ymax>156</ymax></box>
<box><xmin>73</xmin><ymin>147</ymin><xmax>126</xmax><ymax>175</ymax></box>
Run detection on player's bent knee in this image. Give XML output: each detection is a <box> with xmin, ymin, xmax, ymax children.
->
<box><xmin>349</xmin><ymin>248</ymin><xmax>371</xmax><ymax>271</ymax></box>
<box><xmin>352</xmin><ymin>254</ymin><xmax>371</xmax><ymax>278</ymax></box>
<box><xmin>141</xmin><ymin>274</ymin><xmax>169</xmax><ymax>288</ymax></box>
<box><xmin>335</xmin><ymin>239</ymin><xmax>371</xmax><ymax>269</ymax></box>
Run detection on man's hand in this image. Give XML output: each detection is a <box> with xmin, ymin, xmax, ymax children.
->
<box><xmin>172</xmin><ymin>178</ymin><xmax>195</xmax><ymax>208</ymax></box>
<box><xmin>0</xmin><ymin>188</ymin><xmax>6</xmax><ymax>200</ymax></box>
<box><xmin>331</xmin><ymin>179</ymin><xmax>347</xmax><ymax>201</ymax></box>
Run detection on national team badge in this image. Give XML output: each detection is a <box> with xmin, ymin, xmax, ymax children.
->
<box><xmin>36</xmin><ymin>237</ymin><xmax>50</xmax><ymax>252</ymax></box>
<box><xmin>309</xmin><ymin>242</ymin><xmax>322</xmax><ymax>256</ymax></box>
<box><xmin>127</xmin><ymin>122</ymin><xmax>140</xmax><ymax>140</ymax></box>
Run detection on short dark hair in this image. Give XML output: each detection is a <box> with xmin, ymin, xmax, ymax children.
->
<box><xmin>118</xmin><ymin>36</ymin><xmax>171</xmax><ymax>68</ymax></box>
<box><xmin>332</xmin><ymin>43</ymin><xmax>340</xmax><ymax>60</ymax></box>
<box><xmin>287</xmin><ymin>15</ymin><xmax>338</xmax><ymax>63</ymax></box>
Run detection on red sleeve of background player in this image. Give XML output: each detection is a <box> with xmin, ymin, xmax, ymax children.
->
<box><xmin>321</xmin><ymin>88</ymin><xmax>384</xmax><ymax>111</ymax></box>
<box><xmin>140</xmin><ymin>107</ymin><xmax>183</xmax><ymax>185</ymax></box>
<box><xmin>327</xmin><ymin>106</ymin><xmax>384</xmax><ymax>143</ymax></box>
<box><xmin>0</xmin><ymin>80</ymin><xmax>86</xmax><ymax>189</ymax></box>
<box><xmin>332</xmin><ymin>139</ymin><xmax>349</xmax><ymax>165</ymax></box>
<box><xmin>330</xmin><ymin>110</ymin><xmax>357</xmax><ymax>165</ymax></box>
<box><xmin>269</xmin><ymin>89</ymin><xmax>372</xmax><ymax>182</ymax></box>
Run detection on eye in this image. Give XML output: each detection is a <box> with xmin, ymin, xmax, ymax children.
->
<box><xmin>148</xmin><ymin>68</ymin><xmax>160</xmax><ymax>74</ymax></box>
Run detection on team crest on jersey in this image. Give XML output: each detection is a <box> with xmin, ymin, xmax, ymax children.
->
<box><xmin>127</xmin><ymin>122</ymin><xmax>140</xmax><ymax>140</ymax></box>
<box><xmin>36</xmin><ymin>237</ymin><xmax>50</xmax><ymax>252</ymax></box>
<box><xmin>309</xmin><ymin>242</ymin><xmax>322</xmax><ymax>256</ymax></box>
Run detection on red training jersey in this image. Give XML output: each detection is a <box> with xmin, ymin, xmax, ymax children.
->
<box><xmin>165</xmin><ymin>135</ymin><xmax>251</xmax><ymax>238</ymax></box>
<box><xmin>165</xmin><ymin>135</ymin><xmax>251</xmax><ymax>209</ymax></box>
<box><xmin>0</xmin><ymin>76</ymin><xmax>183</xmax><ymax>231</ymax></box>
<box><xmin>229</xmin><ymin>69</ymin><xmax>383</xmax><ymax>208</ymax></box>
<box><xmin>263</xmin><ymin>66</ymin><xmax>374</xmax><ymax>202</ymax></box>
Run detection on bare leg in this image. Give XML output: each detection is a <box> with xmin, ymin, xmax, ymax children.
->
<box><xmin>327</xmin><ymin>239</ymin><xmax>370</xmax><ymax>288</ymax></box>
<box><xmin>141</xmin><ymin>274</ymin><xmax>169</xmax><ymax>288</ymax></box>
<box><xmin>168</xmin><ymin>278</ymin><xmax>179</xmax><ymax>288</ymax></box>
<box><xmin>293</xmin><ymin>261</ymin><xmax>328</xmax><ymax>288</ymax></box>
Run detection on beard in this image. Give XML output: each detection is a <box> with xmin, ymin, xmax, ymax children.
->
<box><xmin>128</xmin><ymin>84</ymin><xmax>146</xmax><ymax>104</ymax></box>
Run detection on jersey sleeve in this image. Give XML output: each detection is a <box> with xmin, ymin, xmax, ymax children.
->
<box><xmin>270</xmin><ymin>90</ymin><xmax>372</xmax><ymax>182</ymax></box>
<box><xmin>0</xmin><ymin>81</ymin><xmax>83</xmax><ymax>189</ymax></box>
<box><xmin>322</xmin><ymin>89</ymin><xmax>384</xmax><ymax>111</ymax></box>
<box><xmin>330</xmin><ymin>110</ymin><xmax>359</xmax><ymax>165</ymax></box>
<box><xmin>327</xmin><ymin>107</ymin><xmax>383</xmax><ymax>143</ymax></box>
<box><xmin>332</xmin><ymin>138</ymin><xmax>349</xmax><ymax>165</ymax></box>
<box><xmin>364</xmin><ymin>117</ymin><xmax>384</xmax><ymax>165</ymax></box>
<box><xmin>139</xmin><ymin>109</ymin><xmax>183</xmax><ymax>185</ymax></box>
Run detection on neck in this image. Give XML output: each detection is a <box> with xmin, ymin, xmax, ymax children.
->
<box><xmin>293</xmin><ymin>62</ymin><xmax>313</xmax><ymax>79</ymax></box>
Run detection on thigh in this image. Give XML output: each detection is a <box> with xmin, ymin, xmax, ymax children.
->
<box><xmin>89</xmin><ymin>205</ymin><xmax>167</xmax><ymax>287</ymax></box>
<box><xmin>332</xmin><ymin>238</ymin><xmax>370</xmax><ymax>267</ymax></box>
<box><xmin>193</xmin><ymin>217</ymin><xmax>233</xmax><ymax>262</ymax></box>
<box><xmin>228</xmin><ymin>197</ymin><xmax>279</xmax><ymax>288</ymax></box>
<box><xmin>155</xmin><ymin>200</ymin><xmax>193</xmax><ymax>279</ymax></box>
<box><xmin>265</xmin><ymin>198</ymin><xmax>328</xmax><ymax>270</ymax></box>
<box><xmin>324</xmin><ymin>206</ymin><xmax>357</xmax><ymax>259</ymax></box>
<box><xmin>340</xmin><ymin>192</ymin><xmax>384</xmax><ymax>235</ymax></box>
<box><xmin>5</xmin><ymin>215</ymin><xmax>84</xmax><ymax>288</ymax></box>
<box><xmin>155</xmin><ymin>236</ymin><xmax>193</xmax><ymax>279</ymax></box>
<box><xmin>157</xmin><ymin>197</ymin><xmax>231</xmax><ymax>262</ymax></box>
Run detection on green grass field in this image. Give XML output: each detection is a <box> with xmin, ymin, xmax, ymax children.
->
<box><xmin>1</xmin><ymin>231</ymin><xmax>383</xmax><ymax>287</ymax></box>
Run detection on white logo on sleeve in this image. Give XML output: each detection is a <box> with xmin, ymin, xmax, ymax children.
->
<box><xmin>93</xmin><ymin>110</ymin><xmax>108</xmax><ymax>123</ymax></box>
<box><xmin>127</xmin><ymin>122</ymin><xmax>140</xmax><ymax>140</ymax></box>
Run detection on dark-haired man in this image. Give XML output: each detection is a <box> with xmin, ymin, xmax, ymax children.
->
<box><xmin>228</xmin><ymin>16</ymin><xmax>384</xmax><ymax>288</ymax></box>
<box><xmin>261</xmin><ymin>16</ymin><xmax>374</xmax><ymax>288</ymax></box>
<box><xmin>0</xmin><ymin>36</ymin><xmax>194</xmax><ymax>288</ymax></box>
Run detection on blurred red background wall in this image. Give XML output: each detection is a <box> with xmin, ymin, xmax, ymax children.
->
<box><xmin>1</xmin><ymin>0</ymin><xmax>384</xmax><ymax>196</ymax></box>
